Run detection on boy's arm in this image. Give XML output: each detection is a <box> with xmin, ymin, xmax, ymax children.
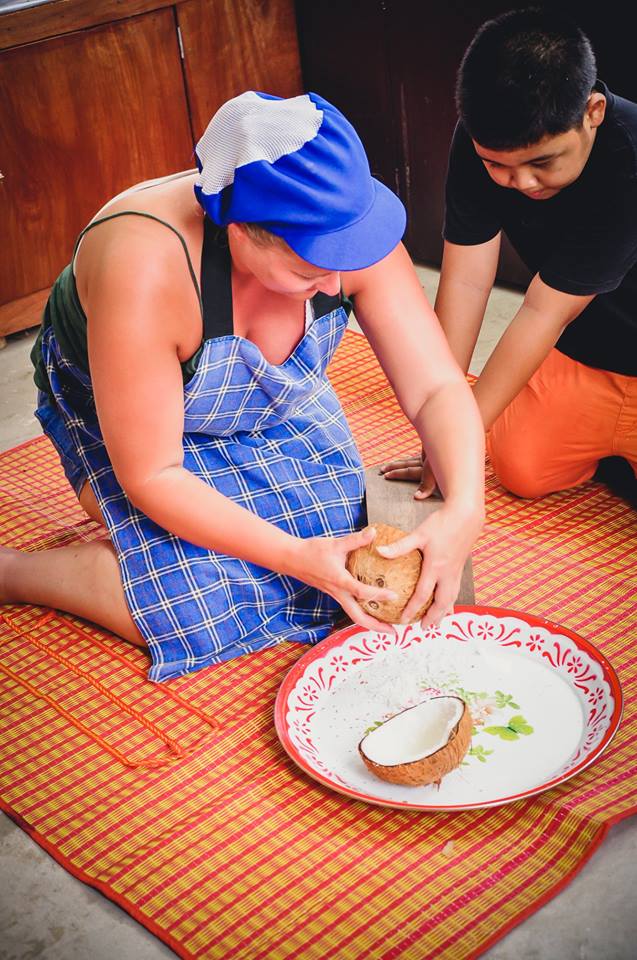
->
<box><xmin>434</xmin><ymin>236</ymin><xmax>501</xmax><ymax>373</ymax></box>
<box><xmin>381</xmin><ymin>241</ymin><xmax>593</xmax><ymax>490</ymax></box>
<box><xmin>473</xmin><ymin>273</ymin><xmax>594</xmax><ymax>430</ymax></box>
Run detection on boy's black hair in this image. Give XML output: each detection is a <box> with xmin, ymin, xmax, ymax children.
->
<box><xmin>456</xmin><ymin>7</ymin><xmax>597</xmax><ymax>150</ymax></box>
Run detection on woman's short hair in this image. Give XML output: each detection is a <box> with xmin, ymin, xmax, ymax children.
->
<box><xmin>456</xmin><ymin>7</ymin><xmax>597</xmax><ymax>150</ymax></box>
<box><xmin>238</xmin><ymin>223</ymin><xmax>287</xmax><ymax>248</ymax></box>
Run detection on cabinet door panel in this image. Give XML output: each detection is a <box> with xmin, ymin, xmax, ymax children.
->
<box><xmin>0</xmin><ymin>9</ymin><xmax>193</xmax><ymax>305</ymax></box>
<box><xmin>178</xmin><ymin>0</ymin><xmax>302</xmax><ymax>142</ymax></box>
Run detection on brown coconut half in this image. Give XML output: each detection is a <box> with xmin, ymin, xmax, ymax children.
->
<box><xmin>346</xmin><ymin>523</ymin><xmax>433</xmax><ymax>623</ymax></box>
<box><xmin>358</xmin><ymin>696</ymin><xmax>472</xmax><ymax>787</ymax></box>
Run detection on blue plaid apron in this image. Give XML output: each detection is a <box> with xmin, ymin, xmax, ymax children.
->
<box><xmin>38</xmin><ymin>214</ymin><xmax>365</xmax><ymax>682</ymax></box>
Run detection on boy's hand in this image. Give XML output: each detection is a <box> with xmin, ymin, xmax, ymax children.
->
<box><xmin>378</xmin><ymin>448</ymin><xmax>437</xmax><ymax>499</ymax></box>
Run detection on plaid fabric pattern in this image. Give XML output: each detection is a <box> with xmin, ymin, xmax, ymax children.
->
<box><xmin>39</xmin><ymin>309</ymin><xmax>365</xmax><ymax>682</ymax></box>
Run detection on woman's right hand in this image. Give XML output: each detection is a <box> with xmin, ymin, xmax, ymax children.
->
<box><xmin>289</xmin><ymin>527</ymin><xmax>400</xmax><ymax>633</ymax></box>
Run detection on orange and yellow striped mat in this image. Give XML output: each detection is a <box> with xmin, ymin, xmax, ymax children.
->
<box><xmin>1</xmin><ymin>330</ymin><xmax>636</xmax><ymax>959</ymax></box>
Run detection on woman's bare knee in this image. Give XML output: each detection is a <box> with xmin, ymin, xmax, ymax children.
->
<box><xmin>78</xmin><ymin>481</ymin><xmax>106</xmax><ymax>525</ymax></box>
<box><xmin>73</xmin><ymin>490</ymin><xmax>146</xmax><ymax>646</ymax></box>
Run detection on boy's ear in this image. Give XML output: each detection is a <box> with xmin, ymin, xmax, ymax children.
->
<box><xmin>585</xmin><ymin>91</ymin><xmax>606</xmax><ymax>130</ymax></box>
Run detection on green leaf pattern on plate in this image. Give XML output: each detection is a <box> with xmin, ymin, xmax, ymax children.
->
<box><xmin>419</xmin><ymin>679</ymin><xmax>534</xmax><ymax>765</ymax></box>
<box><xmin>468</xmin><ymin>744</ymin><xmax>494</xmax><ymax>763</ymax></box>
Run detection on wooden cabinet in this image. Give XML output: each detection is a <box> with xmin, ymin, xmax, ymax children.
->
<box><xmin>178</xmin><ymin>0</ymin><xmax>302</xmax><ymax>142</ymax></box>
<box><xmin>0</xmin><ymin>0</ymin><xmax>301</xmax><ymax>336</ymax></box>
<box><xmin>0</xmin><ymin>10</ymin><xmax>193</xmax><ymax>314</ymax></box>
<box><xmin>296</xmin><ymin>0</ymin><xmax>637</xmax><ymax>289</ymax></box>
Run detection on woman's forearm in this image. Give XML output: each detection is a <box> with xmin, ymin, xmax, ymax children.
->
<box><xmin>122</xmin><ymin>462</ymin><xmax>402</xmax><ymax>632</ymax></box>
<box><xmin>125</xmin><ymin>465</ymin><xmax>302</xmax><ymax>575</ymax></box>
<box><xmin>413</xmin><ymin>378</ymin><xmax>485</xmax><ymax>516</ymax></box>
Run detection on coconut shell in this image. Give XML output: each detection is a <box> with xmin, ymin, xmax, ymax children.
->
<box><xmin>359</xmin><ymin>699</ymin><xmax>473</xmax><ymax>787</ymax></box>
<box><xmin>346</xmin><ymin>523</ymin><xmax>433</xmax><ymax>623</ymax></box>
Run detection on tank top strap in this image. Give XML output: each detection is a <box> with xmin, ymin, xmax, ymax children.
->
<box><xmin>197</xmin><ymin>218</ymin><xmax>344</xmax><ymax>341</ymax></box>
<box><xmin>71</xmin><ymin>211</ymin><xmax>204</xmax><ymax>320</ymax></box>
<box><xmin>200</xmin><ymin>217</ymin><xmax>233</xmax><ymax>340</ymax></box>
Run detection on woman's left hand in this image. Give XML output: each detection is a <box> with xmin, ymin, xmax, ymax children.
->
<box><xmin>375</xmin><ymin>502</ymin><xmax>483</xmax><ymax>627</ymax></box>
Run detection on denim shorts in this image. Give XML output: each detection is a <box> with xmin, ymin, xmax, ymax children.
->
<box><xmin>35</xmin><ymin>391</ymin><xmax>87</xmax><ymax>497</ymax></box>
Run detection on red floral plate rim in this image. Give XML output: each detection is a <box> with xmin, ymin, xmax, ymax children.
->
<box><xmin>274</xmin><ymin>605</ymin><xmax>623</xmax><ymax>810</ymax></box>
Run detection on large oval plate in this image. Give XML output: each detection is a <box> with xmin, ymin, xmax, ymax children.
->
<box><xmin>274</xmin><ymin>607</ymin><xmax>623</xmax><ymax>810</ymax></box>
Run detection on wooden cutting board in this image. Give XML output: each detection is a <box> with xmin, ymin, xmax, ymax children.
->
<box><xmin>364</xmin><ymin>467</ymin><xmax>475</xmax><ymax>604</ymax></box>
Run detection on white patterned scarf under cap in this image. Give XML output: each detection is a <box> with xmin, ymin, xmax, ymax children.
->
<box><xmin>195</xmin><ymin>92</ymin><xmax>324</xmax><ymax>196</ymax></box>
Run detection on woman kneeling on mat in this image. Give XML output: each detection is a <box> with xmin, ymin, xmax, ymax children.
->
<box><xmin>1</xmin><ymin>92</ymin><xmax>484</xmax><ymax>682</ymax></box>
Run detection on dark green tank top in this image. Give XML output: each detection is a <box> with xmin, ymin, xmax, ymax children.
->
<box><xmin>31</xmin><ymin>211</ymin><xmax>206</xmax><ymax>396</ymax></box>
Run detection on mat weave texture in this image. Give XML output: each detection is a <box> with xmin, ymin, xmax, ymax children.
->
<box><xmin>1</xmin><ymin>329</ymin><xmax>636</xmax><ymax>959</ymax></box>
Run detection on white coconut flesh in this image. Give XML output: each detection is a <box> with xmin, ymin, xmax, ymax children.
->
<box><xmin>361</xmin><ymin>697</ymin><xmax>465</xmax><ymax>766</ymax></box>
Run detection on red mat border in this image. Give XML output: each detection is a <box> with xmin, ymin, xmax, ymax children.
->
<box><xmin>3</xmin><ymin>795</ymin><xmax>634</xmax><ymax>960</ymax></box>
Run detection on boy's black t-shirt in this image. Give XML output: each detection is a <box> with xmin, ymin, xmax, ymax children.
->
<box><xmin>443</xmin><ymin>82</ymin><xmax>637</xmax><ymax>376</ymax></box>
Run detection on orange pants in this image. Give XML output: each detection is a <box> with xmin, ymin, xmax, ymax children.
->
<box><xmin>487</xmin><ymin>348</ymin><xmax>637</xmax><ymax>498</ymax></box>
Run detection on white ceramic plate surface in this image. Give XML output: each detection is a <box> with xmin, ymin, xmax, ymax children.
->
<box><xmin>274</xmin><ymin>607</ymin><xmax>623</xmax><ymax>810</ymax></box>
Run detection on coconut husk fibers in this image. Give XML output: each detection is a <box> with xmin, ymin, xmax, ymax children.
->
<box><xmin>359</xmin><ymin>699</ymin><xmax>473</xmax><ymax>787</ymax></box>
<box><xmin>346</xmin><ymin>523</ymin><xmax>434</xmax><ymax>623</ymax></box>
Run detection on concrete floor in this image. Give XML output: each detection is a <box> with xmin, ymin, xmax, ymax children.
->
<box><xmin>1</xmin><ymin>266</ymin><xmax>635</xmax><ymax>959</ymax></box>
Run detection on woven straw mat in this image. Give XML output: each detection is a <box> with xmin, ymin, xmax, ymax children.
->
<box><xmin>1</xmin><ymin>329</ymin><xmax>635</xmax><ymax>960</ymax></box>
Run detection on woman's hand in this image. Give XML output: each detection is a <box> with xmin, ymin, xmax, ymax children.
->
<box><xmin>376</xmin><ymin>502</ymin><xmax>483</xmax><ymax>628</ymax></box>
<box><xmin>289</xmin><ymin>527</ymin><xmax>401</xmax><ymax>634</ymax></box>
<box><xmin>378</xmin><ymin>448</ymin><xmax>437</xmax><ymax>499</ymax></box>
